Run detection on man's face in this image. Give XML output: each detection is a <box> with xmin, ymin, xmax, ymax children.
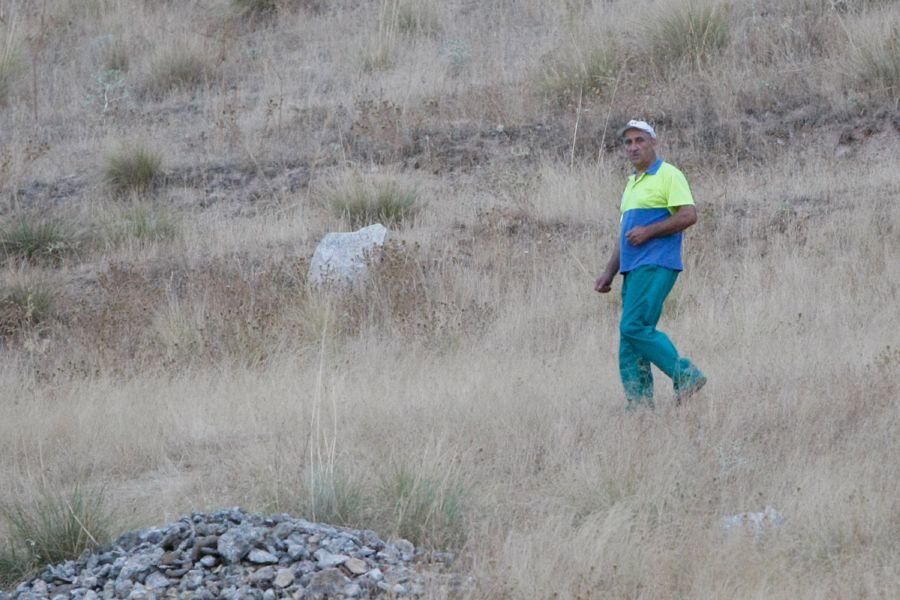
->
<box><xmin>622</xmin><ymin>129</ymin><xmax>657</xmax><ymax>171</ymax></box>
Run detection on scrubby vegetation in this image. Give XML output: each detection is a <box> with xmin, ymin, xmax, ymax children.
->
<box><xmin>325</xmin><ymin>173</ymin><xmax>420</xmax><ymax>229</ymax></box>
<box><xmin>103</xmin><ymin>144</ymin><xmax>163</xmax><ymax>195</ymax></box>
<box><xmin>0</xmin><ymin>487</ymin><xmax>114</xmax><ymax>588</ymax></box>
<box><xmin>646</xmin><ymin>0</ymin><xmax>731</xmax><ymax>72</ymax></box>
<box><xmin>0</xmin><ymin>281</ymin><xmax>54</xmax><ymax>336</ymax></box>
<box><xmin>0</xmin><ymin>219</ymin><xmax>72</xmax><ymax>264</ymax></box>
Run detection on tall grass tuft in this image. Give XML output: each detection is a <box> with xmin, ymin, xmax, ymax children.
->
<box><xmin>102</xmin><ymin>39</ymin><xmax>129</xmax><ymax>73</ymax></box>
<box><xmin>144</xmin><ymin>43</ymin><xmax>214</xmax><ymax>97</ymax></box>
<box><xmin>362</xmin><ymin>0</ymin><xmax>401</xmax><ymax>72</ymax></box>
<box><xmin>539</xmin><ymin>39</ymin><xmax>623</xmax><ymax>103</ymax></box>
<box><xmin>104</xmin><ymin>144</ymin><xmax>163</xmax><ymax>195</ymax></box>
<box><xmin>846</xmin><ymin>14</ymin><xmax>900</xmax><ymax>94</ymax></box>
<box><xmin>233</xmin><ymin>0</ymin><xmax>279</xmax><ymax>15</ymax></box>
<box><xmin>325</xmin><ymin>173</ymin><xmax>420</xmax><ymax>229</ymax></box>
<box><xmin>0</xmin><ymin>546</ymin><xmax>31</xmax><ymax>591</ymax></box>
<box><xmin>0</xmin><ymin>31</ymin><xmax>23</xmax><ymax>106</ymax></box>
<box><xmin>646</xmin><ymin>0</ymin><xmax>731</xmax><ymax>73</ymax></box>
<box><xmin>98</xmin><ymin>205</ymin><xmax>179</xmax><ymax>246</ymax></box>
<box><xmin>301</xmin><ymin>467</ymin><xmax>366</xmax><ymax>528</ymax></box>
<box><xmin>0</xmin><ymin>219</ymin><xmax>71</xmax><ymax>263</ymax></box>
<box><xmin>395</xmin><ymin>0</ymin><xmax>441</xmax><ymax>36</ymax></box>
<box><xmin>378</xmin><ymin>465</ymin><xmax>467</xmax><ymax>549</ymax></box>
<box><xmin>0</xmin><ymin>486</ymin><xmax>114</xmax><ymax>587</ymax></box>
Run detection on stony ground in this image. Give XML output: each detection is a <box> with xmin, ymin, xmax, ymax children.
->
<box><xmin>2</xmin><ymin>509</ymin><xmax>465</xmax><ymax>600</ymax></box>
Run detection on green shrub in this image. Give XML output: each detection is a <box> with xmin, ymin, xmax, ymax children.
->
<box><xmin>301</xmin><ymin>467</ymin><xmax>366</xmax><ymax>527</ymax></box>
<box><xmin>647</xmin><ymin>1</ymin><xmax>731</xmax><ymax>72</ymax></box>
<box><xmin>104</xmin><ymin>145</ymin><xmax>163</xmax><ymax>195</ymax></box>
<box><xmin>0</xmin><ymin>486</ymin><xmax>114</xmax><ymax>586</ymax></box>
<box><xmin>378</xmin><ymin>465</ymin><xmax>466</xmax><ymax>549</ymax></box>
<box><xmin>0</xmin><ymin>219</ymin><xmax>71</xmax><ymax>263</ymax></box>
<box><xmin>539</xmin><ymin>39</ymin><xmax>622</xmax><ymax>102</ymax></box>
<box><xmin>326</xmin><ymin>174</ymin><xmax>420</xmax><ymax>228</ymax></box>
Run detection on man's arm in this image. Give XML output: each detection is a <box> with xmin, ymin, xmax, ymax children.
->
<box><xmin>594</xmin><ymin>244</ymin><xmax>620</xmax><ymax>294</ymax></box>
<box><xmin>624</xmin><ymin>205</ymin><xmax>697</xmax><ymax>246</ymax></box>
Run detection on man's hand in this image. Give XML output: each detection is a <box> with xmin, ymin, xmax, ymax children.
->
<box><xmin>625</xmin><ymin>225</ymin><xmax>652</xmax><ymax>246</ymax></box>
<box><xmin>595</xmin><ymin>272</ymin><xmax>614</xmax><ymax>293</ymax></box>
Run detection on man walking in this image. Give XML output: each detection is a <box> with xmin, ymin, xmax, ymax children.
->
<box><xmin>595</xmin><ymin>120</ymin><xmax>706</xmax><ymax>409</ymax></box>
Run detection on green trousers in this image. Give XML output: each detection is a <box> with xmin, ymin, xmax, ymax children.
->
<box><xmin>619</xmin><ymin>265</ymin><xmax>704</xmax><ymax>408</ymax></box>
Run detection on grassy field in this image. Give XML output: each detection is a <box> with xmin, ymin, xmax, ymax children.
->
<box><xmin>1</xmin><ymin>0</ymin><xmax>899</xmax><ymax>597</ymax></box>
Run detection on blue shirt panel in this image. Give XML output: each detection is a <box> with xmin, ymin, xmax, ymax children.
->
<box><xmin>620</xmin><ymin>208</ymin><xmax>684</xmax><ymax>273</ymax></box>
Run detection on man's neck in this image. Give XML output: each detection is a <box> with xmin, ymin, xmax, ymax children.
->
<box><xmin>634</xmin><ymin>156</ymin><xmax>658</xmax><ymax>176</ymax></box>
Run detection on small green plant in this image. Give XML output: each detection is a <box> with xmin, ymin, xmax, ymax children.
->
<box><xmin>100</xmin><ymin>206</ymin><xmax>179</xmax><ymax>245</ymax></box>
<box><xmin>539</xmin><ymin>39</ymin><xmax>622</xmax><ymax>102</ymax></box>
<box><xmin>0</xmin><ymin>486</ymin><xmax>114</xmax><ymax>586</ymax></box>
<box><xmin>302</xmin><ymin>467</ymin><xmax>366</xmax><ymax>527</ymax></box>
<box><xmin>646</xmin><ymin>1</ymin><xmax>730</xmax><ymax>72</ymax></box>
<box><xmin>0</xmin><ymin>219</ymin><xmax>71</xmax><ymax>263</ymax></box>
<box><xmin>104</xmin><ymin>144</ymin><xmax>163</xmax><ymax>195</ymax></box>
<box><xmin>326</xmin><ymin>174</ymin><xmax>420</xmax><ymax>228</ymax></box>
<box><xmin>848</xmin><ymin>18</ymin><xmax>900</xmax><ymax>95</ymax></box>
<box><xmin>0</xmin><ymin>282</ymin><xmax>54</xmax><ymax>335</ymax></box>
<box><xmin>378</xmin><ymin>465</ymin><xmax>466</xmax><ymax>549</ymax></box>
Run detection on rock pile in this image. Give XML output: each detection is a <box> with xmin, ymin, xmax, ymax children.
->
<box><xmin>3</xmin><ymin>508</ymin><xmax>460</xmax><ymax>599</ymax></box>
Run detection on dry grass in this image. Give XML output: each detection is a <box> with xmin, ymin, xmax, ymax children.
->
<box><xmin>645</xmin><ymin>0</ymin><xmax>732</xmax><ymax>73</ymax></box>
<box><xmin>0</xmin><ymin>29</ymin><xmax>22</xmax><ymax>106</ymax></box>
<box><xmin>0</xmin><ymin>486</ymin><xmax>115</xmax><ymax>588</ymax></box>
<box><xmin>103</xmin><ymin>144</ymin><xmax>163</xmax><ymax>195</ymax></box>
<box><xmin>0</xmin><ymin>0</ymin><xmax>899</xmax><ymax>597</ymax></box>
<box><xmin>323</xmin><ymin>170</ymin><xmax>421</xmax><ymax>229</ymax></box>
<box><xmin>844</xmin><ymin>8</ymin><xmax>900</xmax><ymax>94</ymax></box>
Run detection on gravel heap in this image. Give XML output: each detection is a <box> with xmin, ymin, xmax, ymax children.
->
<box><xmin>2</xmin><ymin>508</ymin><xmax>462</xmax><ymax>599</ymax></box>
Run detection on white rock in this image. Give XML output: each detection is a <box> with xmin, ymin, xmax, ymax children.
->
<box><xmin>274</xmin><ymin>568</ymin><xmax>295</xmax><ymax>589</ymax></box>
<box><xmin>314</xmin><ymin>548</ymin><xmax>349</xmax><ymax>569</ymax></box>
<box><xmin>344</xmin><ymin>557</ymin><xmax>368</xmax><ymax>575</ymax></box>
<box><xmin>308</xmin><ymin>224</ymin><xmax>388</xmax><ymax>289</ymax></box>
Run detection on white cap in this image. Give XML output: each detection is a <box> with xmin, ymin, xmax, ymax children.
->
<box><xmin>619</xmin><ymin>119</ymin><xmax>657</xmax><ymax>139</ymax></box>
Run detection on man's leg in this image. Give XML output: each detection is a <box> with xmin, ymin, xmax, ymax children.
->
<box><xmin>619</xmin><ymin>266</ymin><xmax>704</xmax><ymax>401</ymax></box>
<box><xmin>619</xmin><ymin>338</ymin><xmax>654</xmax><ymax>409</ymax></box>
<box><xmin>619</xmin><ymin>271</ymin><xmax>655</xmax><ymax>408</ymax></box>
